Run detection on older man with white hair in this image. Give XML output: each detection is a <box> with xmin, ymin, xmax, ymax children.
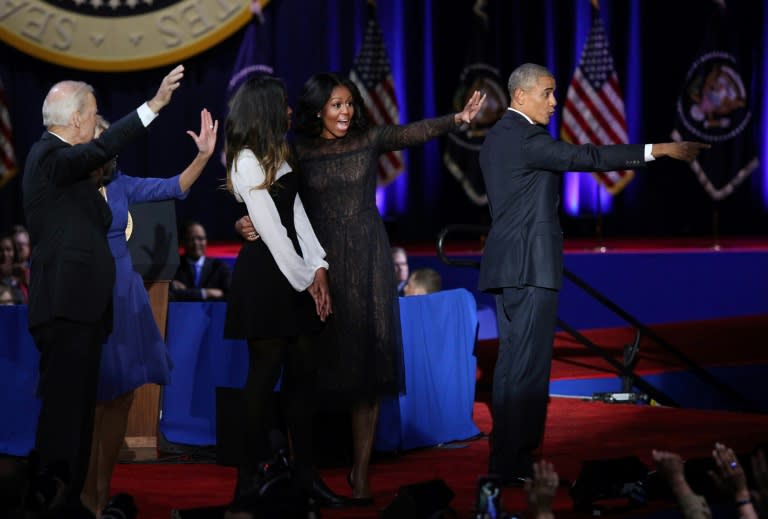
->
<box><xmin>22</xmin><ymin>65</ymin><xmax>185</xmax><ymax>516</ymax></box>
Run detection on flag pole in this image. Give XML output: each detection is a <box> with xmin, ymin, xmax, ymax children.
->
<box><xmin>594</xmin><ymin>182</ymin><xmax>606</xmax><ymax>252</ymax></box>
<box><xmin>711</xmin><ymin>202</ymin><xmax>721</xmax><ymax>251</ymax></box>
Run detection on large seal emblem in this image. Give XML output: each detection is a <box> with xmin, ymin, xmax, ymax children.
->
<box><xmin>0</xmin><ymin>0</ymin><xmax>256</xmax><ymax>71</ymax></box>
<box><xmin>672</xmin><ymin>49</ymin><xmax>758</xmax><ymax>200</ymax></box>
<box><xmin>676</xmin><ymin>51</ymin><xmax>750</xmax><ymax>143</ymax></box>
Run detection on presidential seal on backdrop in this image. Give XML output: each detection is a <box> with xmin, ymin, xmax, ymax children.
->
<box><xmin>0</xmin><ymin>0</ymin><xmax>256</xmax><ymax>71</ymax></box>
<box><xmin>672</xmin><ymin>48</ymin><xmax>758</xmax><ymax>201</ymax></box>
<box><xmin>677</xmin><ymin>51</ymin><xmax>750</xmax><ymax>143</ymax></box>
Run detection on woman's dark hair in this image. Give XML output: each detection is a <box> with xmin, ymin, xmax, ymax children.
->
<box><xmin>224</xmin><ymin>74</ymin><xmax>291</xmax><ymax>191</ymax></box>
<box><xmin>293</xmin><ymin>72</ymin><xmax>368</xmax><ymax>138</ymax></box>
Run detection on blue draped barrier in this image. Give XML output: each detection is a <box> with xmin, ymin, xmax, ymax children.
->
<box><xmin>375</xmin><ymin>288</ymin><xmax>480</xmax><ymax>451</ymax></box>
<box><xmin>0</xmin><ymin>305</ymin><xmax>39</xmax><ymax>456</ymax></box>
<box><xmin>159</xmin><ymin>302</ymin><xmax>249</xmax><ymax>446</ymax></box>
<box><xmin>1</xmin><ymin>289</ymin><xmax>480</xmax><ymax>454</ymax></box>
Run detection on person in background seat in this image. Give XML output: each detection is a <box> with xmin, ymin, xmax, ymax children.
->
<box><xmin>171</xmin><ymin>221</ymin><xmax>231</xmax><ymax>301</ymax></box>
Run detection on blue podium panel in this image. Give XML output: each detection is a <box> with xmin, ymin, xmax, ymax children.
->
<box><xmin>375</xmin><ymin>289</ymin><xmax>481</xmax><ymax>452</ymax></box>
<box><xmin>159</xmin><ymin>302</ymin><xmax>248</xmax><ymax>446</ymax></box>
<box><xmin>0</xmin><ymin>305</ymin><xmax>40</xmax><ymax>456</ymax></box>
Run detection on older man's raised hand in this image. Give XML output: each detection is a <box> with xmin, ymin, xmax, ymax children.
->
<box><xmin>148</xmin><ymin>64</ymin><xmax>185</xmax><ymax>114</ymax></box>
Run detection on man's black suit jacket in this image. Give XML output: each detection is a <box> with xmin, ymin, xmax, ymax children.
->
<box><xmin>22</xmin><ymin>112</ymin><xmax>147</xmax><ymax>330</ymax></box>
<box><xmin>171</xmin><ymin>254</ymin><xmax>231</xmax><ymax>301</ymax></box>
<box><xmin>478</xmin><ymin>110</ymin><xmax>646</xmax><ymax>293</ymax></box>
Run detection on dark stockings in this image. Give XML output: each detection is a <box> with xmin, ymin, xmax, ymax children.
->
<box><xmin>239</xmin><ymin>336</ymin><xmax>316</xmax><ymax>493</ymax></box>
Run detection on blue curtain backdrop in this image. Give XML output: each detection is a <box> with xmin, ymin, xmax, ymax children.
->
<box><xmin>0</xmin><ymin>0</ymin><xmax>765</xmax><ymax>242</ymax></box>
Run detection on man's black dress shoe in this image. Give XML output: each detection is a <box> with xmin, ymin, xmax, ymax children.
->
<box><xmin>310</xmin><ymin>477</ymin><xmax>373</xmax><ymax>507</ymax></box>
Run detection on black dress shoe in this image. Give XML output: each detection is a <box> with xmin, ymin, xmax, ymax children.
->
<box><xmin>233</xmin><ymin>453</ymin><xmax>293</xmax><ymax>500</ymax></box>
<box><xmin>310</xmin><ymin>477</ymin><xmax>373</xmax><ymax>508</ymax></box>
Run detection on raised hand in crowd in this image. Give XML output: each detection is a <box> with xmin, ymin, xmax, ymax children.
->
<box><xmin>524</xmin><ymin>460</ymin><xmax>559</xmax><ymax>519</ymax></box>
<box><xmin>750</xmin><ymin>448</ymin><xmax>768</xmax><ymax>517</ymax></box>
<box><xmin>651</xmin><ymin>449</ymin><xmax>712</xmax><ymax>519</ymax></box>
<box><xmin>708</xmin><ymin>442</ymin><xmax>758</xmax><ymax>519</ymax></box>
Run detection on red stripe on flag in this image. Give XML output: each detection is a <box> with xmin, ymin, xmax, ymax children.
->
<box><xmin>570</xmin><ymin>80</ymin><xmax>624</xmax><ymax>145</ymax></box>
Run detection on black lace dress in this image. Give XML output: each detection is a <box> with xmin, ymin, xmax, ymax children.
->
<box><xmin>296</xmin><ymin>114</ymin><xmax>459</xmax><ymax>403</ymax></box>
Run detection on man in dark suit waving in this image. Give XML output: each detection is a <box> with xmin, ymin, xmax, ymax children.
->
<box><xmin>22</xmin><ymin>65</ymin><xmax>185</xmax><ymax>513</ymax></box>
<box><xmin>478</xmin><ymin>63</ymin><xmax>707</xmax><ymax>484</ymax></box>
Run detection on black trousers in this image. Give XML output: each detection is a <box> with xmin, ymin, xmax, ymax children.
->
<box><xmin>31</xmin><ymin>317</ymin><xmax>107</xmax><ymax>505</ymax></box>
<box><xmin>489</xmin><ymin>285</ymin><xmax>559</xmax><ymax>478</ymax></box>
<box><xmin>241</xmin><ymin>335</ymin><xmax>317</xmax><ymax>487</ymax></box>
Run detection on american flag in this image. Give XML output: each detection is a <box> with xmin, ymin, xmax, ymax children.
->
<box><xmin>0</xmin><ymin>78</ymin><xmax>16</xmax><ymax>189</ymax></box>
<box><xmin>349</xmin><ymin>4</ymin><xmax>403</xmax><ymax>186</ymax></box>
<box><xmin>560</xmin><ymin>4</ymin><xmax>633</xmax><ymax>194</ymax></box>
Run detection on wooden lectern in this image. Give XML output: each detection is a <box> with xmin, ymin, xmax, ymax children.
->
<box><xmin>124</xmin><ymin>200</ymin><xmax>180</xmax><ymax>450</ymax></box>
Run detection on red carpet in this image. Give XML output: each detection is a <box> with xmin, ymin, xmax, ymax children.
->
<box><xmin>112</xmin><ymin>397</ymin><xmax>768</xmax><ymax>518</ymax></box>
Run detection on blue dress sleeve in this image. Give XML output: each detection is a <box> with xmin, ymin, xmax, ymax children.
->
<box><xmin>121</xmin><ymin>173</ymin><xmax>188</xmax><ymax>204</ymax></box>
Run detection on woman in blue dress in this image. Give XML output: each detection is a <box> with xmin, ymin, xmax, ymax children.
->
<box><xmin>81</xmin><ymin>109</ymin><xmax>218</xmax><ymax>516</ymax></box>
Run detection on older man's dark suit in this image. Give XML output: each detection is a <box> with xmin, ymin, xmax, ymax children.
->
<box><xmin>22</xmin><ymin>111</ymin><xmax>148</xmax><ymax>502</ymax></box>
<box><xmin>478</xmin><ymin>109</ymin><xmax>645</xmax><ymax>479</ymax></box>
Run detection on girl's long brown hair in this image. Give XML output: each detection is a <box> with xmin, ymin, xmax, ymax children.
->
<box><xmin>224</xmin><ymin>75</ymin><xmax>291</xmax><ymax>192</ymax></box>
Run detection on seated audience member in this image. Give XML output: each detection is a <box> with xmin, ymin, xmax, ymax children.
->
<box><xmin>1</xmin><ymin>231</ymin><xmax>16</xmax><ymax>268</ymax></box>
<box><xmin>0</xmin><ymin>232</ymin><xmax>26</xmax><ymax>304</ymax></box>
<box><xmin>11</xmin><ymin>225</ymin><xmax>31</xmax><ymax>301</ymax></box>
<box><xmin>392</xmin><ymin>246</ymin><xmax>409</xmax><ymax>295</ymax></box>
<box><xmin>171</xmin><ymin>221</ymin><xmax>231</xmax><ymax>301</ymax></box>
<box><xmin>403</xmin><ymin>267</ymin><xmax>442</xmax><ymax>296</ymax></box>
<box><xmin>12</xmin><ymin>225</ymin><xmax>31</xmax><ymax>267</ymax></box>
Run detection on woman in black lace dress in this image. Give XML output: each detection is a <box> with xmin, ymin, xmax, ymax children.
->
<box><xmin>294</xmin><ymin>72</ymin><xmax>486</xmax><ymax>500</ymax></box>
<box><xmin>237</xmin><ymin>73</ymin><xmax>485</xmax><ymax>501</ymax></box>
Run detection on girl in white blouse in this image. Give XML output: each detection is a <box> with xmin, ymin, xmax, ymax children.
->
<box><xmin>222</xmin><ymin>75</ymin><xmax>355</xmax><ymax>510</ymax></box>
